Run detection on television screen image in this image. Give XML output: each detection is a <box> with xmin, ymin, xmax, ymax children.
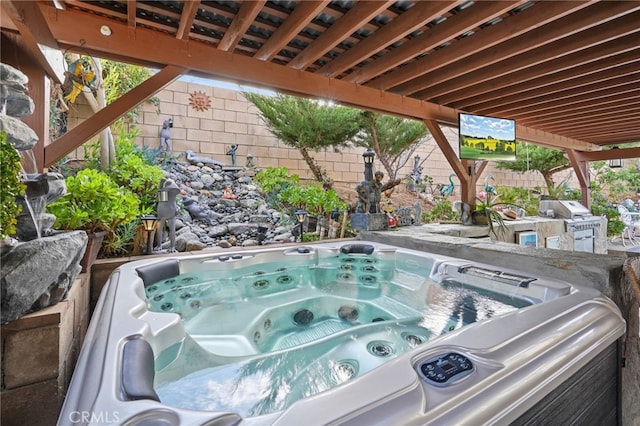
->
<box><xmin>459</xmin><ymin>113</ymin><xmax>516</xmax><ymax>161</ymax></box>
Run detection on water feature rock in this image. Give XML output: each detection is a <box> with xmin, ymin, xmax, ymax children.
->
<box><xmin>3</xmin><ymin>90</ymin><xmax>34</xmax><ymax>117</ymax></box>
<box><xmin>150</xmin><ymin>160</ymin><xmax>306</xmax><ymax>250</ymax></box>
<box><xmin>175</xmin><ymin>231</ymin><xmax>200</xmax><ymax>252</ymax></box>
<box><xmin>0</xmin><ymin>63</ymin><xmax>28</xmax><ymax>85</ymax></box>
<box><xmin>0</xmin><ymin>114</ymin><xmax>38</xmax><ymax>150</ymax></box>
<box><xmin>1</xmin><ymin>62</ymin><xmax>86</xmax><ymax>323</ymax></box>
<box><xmin>15</xmin><ymin>172</ymin><xmax>67</xmax><ymax>240</ymax></box>
<box><xmin>1</xmin><ymin>231</ymin><xmax>87</xmax><ymax>323</ymax></box>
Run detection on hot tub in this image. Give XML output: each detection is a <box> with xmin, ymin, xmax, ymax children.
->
<box><xmin>59</xmin><ymin>241</ymin><xmax>625</xmax><ymax>425</ymax></box>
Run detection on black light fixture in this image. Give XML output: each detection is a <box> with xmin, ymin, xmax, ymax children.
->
<box><xmin>363</xmin><ymin>149</ymin><xmax>375</xmax><ymax>164</ymax></box>
<box><xmin>609</xmin><ymin>147</ymin><xmax>623</xmax><ymax>168</ymax></box>
<box><xmin>141</xmin><ymin>214</ymin><xmax>158</xmax><ymax>255</ymax></box>
<box><xmin>295</xmin><ymin>209</ymin><xmax>307</xmax><ymax>242</ymax></box>
<box><xmin>363</xmin><ymin>149</ymin><xmax>375</xmax><ymax>182</ymax></box>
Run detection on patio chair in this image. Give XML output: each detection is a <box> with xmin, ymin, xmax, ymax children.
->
<box><xmin>617</xmin><ymin>205</ymin><xmax>640</xmax><ymax>246</ymax></box>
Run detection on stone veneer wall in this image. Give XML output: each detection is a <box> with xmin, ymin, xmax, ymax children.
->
<box><xmin>64</xmin><ymin>79</ymin><xmax>571</xmax><ymax>197</ymax></box>
<box><xmin>0</xmin><ymin>273</ymin><xmax>90</xmax><ymax>426</ymax></box>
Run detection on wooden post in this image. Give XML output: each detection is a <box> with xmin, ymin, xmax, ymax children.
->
<box><xmin>340</xmin><ymin>210</ymin><xmax>348</xmax><ymax>238</ymax></box>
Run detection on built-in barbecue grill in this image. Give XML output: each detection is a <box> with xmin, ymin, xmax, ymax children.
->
<box><xmin>539</xmin><ymin>200</ymin><xmax>601</xmax><ymax>252</ymax></box>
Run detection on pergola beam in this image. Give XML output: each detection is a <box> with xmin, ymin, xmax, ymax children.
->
<box><xmin>44</xmin><ymin>65</ymin><xmax>186</xmax><ymax>166</ymax></box>
<box><xmin>1</xmin><ymin>0</ymin><xmax>62</xmax><ymax>84</ymax></box>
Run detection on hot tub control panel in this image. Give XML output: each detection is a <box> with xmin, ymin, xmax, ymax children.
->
<box><xmin>417</xmin><ymin>352</ymin><xmax>474</xmax><ymax>386</ymax></box>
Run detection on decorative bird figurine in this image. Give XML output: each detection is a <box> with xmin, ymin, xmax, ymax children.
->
<box><xmin>484</xmin><ymin>175</ymin><xmax>497</xmax><ymax>196</ymax></box>
<box><xmin>438</xmin><ymin>173</ymin><xmax>456</xmax><ymax>197</ymax></box>
<box><xmin>64</xmin><ymin>58</ymin><xmax>97</xmax><ymax>103</ymax></box>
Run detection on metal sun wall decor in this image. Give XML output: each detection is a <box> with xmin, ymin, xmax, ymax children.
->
<box><xmin>189</xmin><ymin>90</ymin><xmax>212</xmax><ymax>111</ymax></box>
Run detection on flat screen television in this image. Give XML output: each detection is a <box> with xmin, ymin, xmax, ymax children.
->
<box><xmin>458</xmin><ymin>112</ymin><xmax>516</xmax><ymax>161</ymax></box>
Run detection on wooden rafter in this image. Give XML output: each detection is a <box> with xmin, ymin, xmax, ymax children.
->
<box><xmin>459</xmin><ymin>46</ymin><xmax>640</xmax><ymax>110</ymax></box>
<box><xmin>218</xmin><ymin>1</ymin><xmax>264</xmax><ymax>52</ymax></box>
<box><xmin>369</xmin><ymin>1</ymin><xmax>593</xmax><ymax>92</ymax></box>
<box><xmin>317</xmin><ymin>1</ymin><xmax>464</xmax><ymax>78</ymax></box>
<box><xmin>413</xmin><ymin>5</ymin><xmax>640</xmax><ymax>100</ymax></box>
<box><xmin>288</xmin><ymin>0</ymin><xmax>394</xmax><ymax>70</ymax></box>
<box><xmin>254</xmin><ymin>1</ymin><xmax>330</xmax><ymax>62</ymax></box>
<box><xmin>345</xmin><ymin>1</ymin><xmax>525</xmax><ymax>84</ymax></box>
<box><xmin>176</xmin><ymin>0</ymin><xmax>200</xmax><ymax>40</ymax></box>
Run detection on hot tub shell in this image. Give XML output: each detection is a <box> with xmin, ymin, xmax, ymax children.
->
<box><xmin>59</xmin><ymin>241</ymin><xmax>625</xmax><ymax>425</ymax></box>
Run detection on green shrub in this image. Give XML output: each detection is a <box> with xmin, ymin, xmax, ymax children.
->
<box><xmin>254</xmin><ymin>167</ymin><xmax>299</xmax><ymax>208</ymax></box>
<box><xmin>279</xmin><ymin>184</ymin><xmax>346</xmax><ymax>217</ymax></box>
<box><xmin>422</xmin><ymin>199</ymin><xmax>458</xmax><ymax>223</ymax></box>
<box><xmin>0</xmin><ymin>131</ymin><xmax>25</xmax><ymax>239</ymax></box>
<box><xmin>47</xmin><ymin>168</ymin><xmax>139</xmax><ymax>237</ymax></box>
<box><xmin>83</xmin><ymin>128</ymin><xmax>164</xmax><ymax>213</ymax></box>
<box><xmin>255</xmin><ymin>167</ymin><xmax>346</xmax><ymax>217</ymax></box>
<box><xmin>106</xmin><ymin>154</ymin><xmax>164</xmax><ymax>213</ymax></box>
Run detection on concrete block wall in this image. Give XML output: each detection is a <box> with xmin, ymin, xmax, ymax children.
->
<box><xmin>1</xmin><ymin>273</ymin><xmax>90</xmax><ymax>426</ymax></box>
<box><xmin>64</xmin><ymin>78</ymin><xmax>572</xmax><ymax>196</ymax></box>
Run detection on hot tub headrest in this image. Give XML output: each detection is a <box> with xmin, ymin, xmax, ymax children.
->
<box><xmin>136</xmin><ymin>259</ymin><xmax>179</xmax><ymax>287</ymax></box>
<box><xmin>340</xmin><ymin>244</ymin><xmax>375</xmax><ymax>255</ymax></box>
<box><xmin>121</xmin><ymin>338</ymin><xmax>160</xmax><ymax>402</ymax></box>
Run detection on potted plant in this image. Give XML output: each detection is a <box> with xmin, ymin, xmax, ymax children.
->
<box><xmin>47</xmin><ymin>168</ymin><xmax>140</xmax><ymax>270</ymax></box>
<box><xmin>473</xmin><ymin>190</ymin><xmax>514</xmax><ymax>237</ymax></box>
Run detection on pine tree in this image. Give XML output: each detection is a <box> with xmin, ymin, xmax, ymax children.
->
<box><xmin>496</xmin><ymin>142</ymin><xmax>571</xmax><ymax>197</ymax></box>
<box><xmin>243</xmin><ymin>93</ymin><xmax>364</xmax><ymax>189</ymax></box>
<box><xmin>354</xmin><ymin>112</ymin><xmax>428</xmax><ymax>181</ymax></box>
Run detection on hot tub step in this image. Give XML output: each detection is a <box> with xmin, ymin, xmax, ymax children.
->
<box><xmin>272</xmin><ymin>321</ymin><xmax>352</xmax><ymax>350</ymax></box>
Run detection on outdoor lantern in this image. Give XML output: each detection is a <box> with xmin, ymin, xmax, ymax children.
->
<box><xmin>141</xmin><ymin>214</ymin><xmax>158</xmax><ymax>255</ymax></box>
<box><xmin>609</xmin><ymin>158</ymin><xmax>623</xmax><ymax>168</ymax></box>
<box><xmin>609</xmin><ymin>147</ymin><xmax>623</xmax><ymax>168</ymax></box>
<box><xmin>609</xmin><ymin>149</ymin><xmax>623</xmax><ymax>169</ymax></box>
<box><xmin>363</xmin><ymin>149</ymin><xmax>375</xmax><ymax>182</ymax></box>
<box><xmin>331</xmin><ymin>208</ymin><xmax>340</xmax><ymax>222</ymax></box>
<box><xmin>295</xmin><ymin>209</ymin><xmax>308</xmax><ymax>242</ymax></box>
<box><xmin>363</xmin><ymin>149</ymin><xmax>375</xmax><ymax>164</ymax></box>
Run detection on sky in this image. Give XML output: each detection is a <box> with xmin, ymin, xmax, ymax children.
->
<box><xmin>179</xmin><ymin>74</ymin><xmax>275</xmax><ymax>96</ymax></box>
<box><xmin>459</xmin><ymin>113</ymin><xmax>515</xmax><ymax>141</ymax></box>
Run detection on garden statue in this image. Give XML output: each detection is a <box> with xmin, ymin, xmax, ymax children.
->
<box><xmin>226</xmin><ymin>144</ymin><xmax>238</xmax><ymax>166</ymax></box>
<box><xmin>185</xmin><ymin>149</ymin><xmax>225</xmax><ymax>167</ymax></box>
<box><xmin>370</xmin><ymin>171</ymin><xmax>385</xmax><ymax>213</ymax></box>
<box><xmin>246</xmin><ymin>154</ymin><xmax>255</xmax><ymax>169</ymax></box>
<box><xmin>351</xmin><ymin>150</ymin><xmax>388</xmax><ymax>232</ymax></box>
<box><xmin>438</xmin><ymin>173</ymin><xmax>456</xmax><ymax>197</ymax></box>
<box><xmin>155</xmin><ymin>178</ymin><xmax>184</xmax><ymax>253</ymax></box>
<box><xmin>182</xmin><ymin>197</ymin><xmax>215</xmax><ymax>225</ymax></box>
<box><xmin>355</xmin><ymin>181</ymin><xmax>370</xmax><ymax>213</ymax></box>
<box><xmin>160</xmin><ymin>118</ymin><xmax>173</xmax><ymax>152</ymax></box>
<box><xmin>410</xmin><ymin>155</ymin><xmax>423</xmax><ymax>188</ymax></box>
<box><xmin>384</xmin><ymin>200</ymin><xmax>398</xmax><ymax>228</ymax></box>
<box><xmin>455</xmin><ymin>201</ymin><xmax>473</xmax><ymax>226</ymax></box>
<box><xmin>222</xmin><ymin>186</ymin><xmax>237</xmax><ymax>199</ymax></box>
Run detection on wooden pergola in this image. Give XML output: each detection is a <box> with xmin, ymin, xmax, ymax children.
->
<box><xmin>2</xmin><ymin>0</ymin><xmax>640</xmax><ymax>208</ymax></box>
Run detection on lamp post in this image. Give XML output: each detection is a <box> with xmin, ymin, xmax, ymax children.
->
<box><xmin>609</xmin><ymin>147</ymin><xmax>623</xmax><ymax>168</ymax></box>
<box><xmin>141</xmin><ymin>214</ymin><xmax>158</xmax><ymax>255</ymax></box>
<box><xmin>295</xmin><ymin>209</ymin><xmax>307</xmax><ymax>242</ymax></box>
<box><xmin>363</xmin><ymin>149</ymin><xmax>375</xmax><ymax>182</ymax></box>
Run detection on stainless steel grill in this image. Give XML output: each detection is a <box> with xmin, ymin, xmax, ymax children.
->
<box><xmin>539</xmin><ymin>200</ymin><xmax>601</xmax><ymax>253</ymax></box>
